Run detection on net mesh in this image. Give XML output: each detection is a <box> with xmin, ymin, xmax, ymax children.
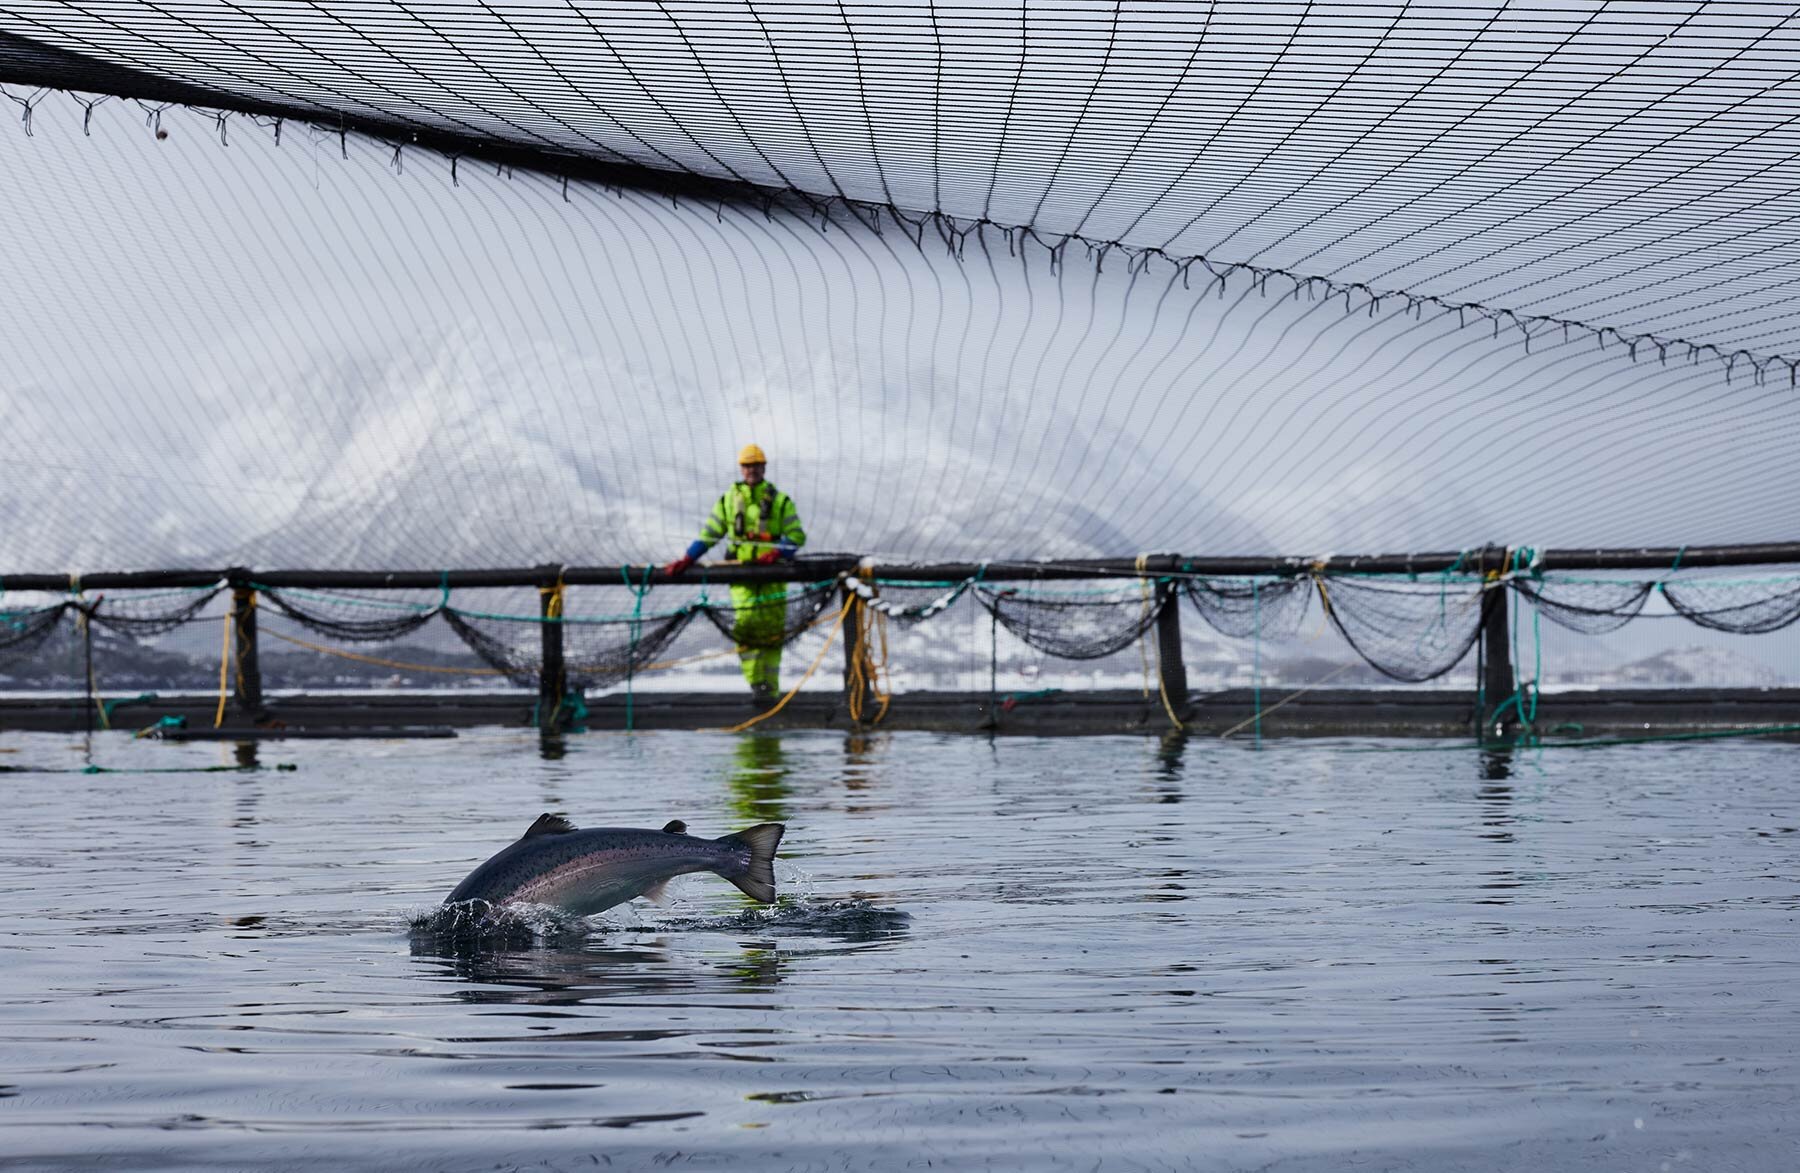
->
<box><xmin>1513</xmin><ymin>579</ymin><xmax>1654</xmax><ymax>636</ymax></box>
<box><xmin>691</xmin><ymin>579</ymin><xmax>840</xmax><ymax>651</ymax></box>
<box><xmin>1184</xmin><ymin>577</ymin><xmax>1312</xmax><ymax>640</ymax></box>
<box><xmin>976</xmin><ymin>584</ymin><xmax>1166</xmax><ymax>662</ymax></box>
<box><xmin>0</xmin><ymin>601</ymin><xmax>67</xmax><ymax>655</ymax></box>
<box><xmin>1315</xmin><ymin>577</ymin><xmax>1488</xmax><ymax>684</ymax></box>
<box><xmin>4</xmin><ymin>4</ymin><xmax>1800</xmax><ymax>574</ymax></box>
<box><xmin>1662</xmin><ymin>579</ymin><xmax>1800</xmax><ymax>636</ymax></box>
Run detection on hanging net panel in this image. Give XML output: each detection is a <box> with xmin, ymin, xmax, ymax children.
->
<box><xmin>1312</xmin><ymin>576</ymin><xmax>1489</xmax><ymax>684</ymax></box>
<box><xmin>2</xmin><ymin>3</ymin><xmax>1799</xmax><ymax>577</ymax></box>
<box><xmin>1513</xmin><ymin>579</ymin><xmax>1657</xmax><ymax>636</ymax></box>
<box><xmin>975</xmin><ymin>583</ymin><xmax>1168</xmax><ymax>662</ymax></box>
<box><xmin>1183</xmin><ymin>577</ymin><xmax>1312</xmax><ymax>641</ymax></box>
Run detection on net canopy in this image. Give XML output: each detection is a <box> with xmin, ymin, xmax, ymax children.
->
<box><xmin>1</xmin><ymin>2</ymin><xmax>1799</xmax><ymax>574</ymax></box>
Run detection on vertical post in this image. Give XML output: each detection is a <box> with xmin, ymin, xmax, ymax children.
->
<box><xmin>841</xmin><ymin>579</ymin><xmax>872</xmax><ymax>719</ymax></box>
<box><xmin>539</xmin><ymin>574</ymin><xmax>565</xmax><ymax>725</ymax></box>
<box><xmin>1478</xmin><ymin>546</ymin><xmax>1513</xmax><ymax>734</ymax></box>
<box><xmin>1154</xmin><ymin>578</ymin><xmax>1188</xmax><ymax>710</ymax></box>
<box><xmin>230</xmin><ymin>582</ymin><xmax>264</xmax><ymax>717</ymax></box>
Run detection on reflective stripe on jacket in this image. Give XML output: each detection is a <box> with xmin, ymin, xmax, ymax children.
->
<box><xmin>697</xmin><ymin>482</ymin><xmax>806</xmax><ymax>562</ymax></box>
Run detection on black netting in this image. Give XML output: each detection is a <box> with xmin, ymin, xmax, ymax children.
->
<box><xmin>692</xmin><ymin>580</ymin><xmax>840</xmax><ymax>651</ymax></box>
<box><xmin>975</xmin><ymin>584</ymin><xmax>1165</xmax><ymax>662</ymax></box>
<box><xmin>1514</xmin><ymin>579</ymin><xmax>1654</xmax><ymax>635</ymax></box>
<box><xmin>1184</xmin><ymin>577</ymin><xmax>1312</xmax><ymax>640</ymax></box>
<box><xmin>442</xmin><ymin>606</ymin><xmax>698</xmax><ymax>692</ymax></box>
<box><xmin>86</xmin><ymin>587</ymin><xmax>226</xmax><ymax>637</ymax></box>
<box><xmin>261</xmin><ymin>586</ymin><xmax>441</xmax><ymax>642</ymax></box>
<box><xmin>0</xmin><ymin>602</ymin><xmax>67</xmax><ymax>654</ymax></box>
<box><xmin>1317</xmin><ymin>577</ymin><xmax>1486</xmax><ymax>683</ymax></box>
<box><xmin>1662</xmin><ymin>579</ymin><xmax>1800</xmax><ymax>635</ymax></box>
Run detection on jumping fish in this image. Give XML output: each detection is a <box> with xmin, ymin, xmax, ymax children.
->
<box><xmin>443</xmin><ymin>814</ymin><xmax>785</xmax><ymax>918</ymax></box>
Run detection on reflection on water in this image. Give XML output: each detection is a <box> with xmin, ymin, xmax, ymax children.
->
<box><xmin>408</xmin><ymin>936</ymin><xmax>786</xmax><ymax>1006</ymax></box>
<box><xmin>727</xmin><ymin>734</ymin><xmax>789</xmax><ymax>824</ymax></box>
<box><xmin>3</xmin><ymin>732</ymin><xmax>1796</xmax><ymax>1172</ymax></box>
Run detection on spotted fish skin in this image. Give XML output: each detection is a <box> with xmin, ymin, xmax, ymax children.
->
<box><xmin>444</xmin><ymin>814</ymin><xmax>785</xmax><ymax>918</ymax></box>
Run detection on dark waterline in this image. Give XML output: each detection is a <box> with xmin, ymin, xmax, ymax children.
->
<box><xmin>1</xmin><ymin>730</ymin><xmax>1796</xmax><ymax>1171</ymax></box>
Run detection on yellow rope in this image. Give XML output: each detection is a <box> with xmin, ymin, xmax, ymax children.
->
<box><xmin>714</xmin><ymin>599</ymin><xmax>851</xmax><ymax>734</ymax></box>
<box><xmin>844</xmin><ymin>592</ymin><xmax>892</xmax><ymax>725</ymax></box>
<box><xmin>213</xmin><ymin>608</ymin><xmax>233</xmax><ymax>728</ymax></box>
<box><xmin>1136</xmin><ymin>554</ymin><xmax>1184</xmax><ymax>732</ymax></box>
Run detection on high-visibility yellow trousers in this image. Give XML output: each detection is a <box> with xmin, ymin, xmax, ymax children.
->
<box><xmin>730</xmin><ymin>581</ymin><xmax>788</xmax><ymax>690</ymax></box>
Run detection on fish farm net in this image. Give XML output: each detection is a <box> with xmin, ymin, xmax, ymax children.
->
<box><xmin>4</xmin><ymin>3</ymin><xmax>1800</xmax><ymax>705</ymax></box>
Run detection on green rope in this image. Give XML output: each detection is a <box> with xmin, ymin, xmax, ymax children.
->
<box><xmin>102</xmin><ymin>692</ymin><xmax>159</xmax><ymax>722</ymax></box>
<box><xmin>563</xmin><ymin>688</ymin><xmax>590</xmax><ymax>733</ymax></box>
<box><xmin>1656</xmin><ymin>545</ymin><xmax>1688</xmax><ymax>596</ymax></box>
<box><xmin>1252</xmin><ymin>580</ymin><xmax>1263</xmax><ymax>748</ymax></box>
<box><xmin>622</xmin><ymin>564</ymin><xmax>653</xmax><ymax>733</ymax></box>
<box><xmin>1343</xmin><ymin>723</ymin><xmax>1800</xmax><ymax>753</ymax></box>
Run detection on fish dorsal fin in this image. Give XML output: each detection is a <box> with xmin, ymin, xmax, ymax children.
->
<box><xmin>523</xmin><ymin>813</ymin><xmax>577</xmax><ymax>838</ymax></box>
<box><xmin>661</xmin><ymin>819</ymin><xmax>688</xmax><ymax>835</ymax></box>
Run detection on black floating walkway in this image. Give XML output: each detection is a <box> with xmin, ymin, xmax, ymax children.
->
<box><xmin>2</xmin><ymin>689</ymin><xmax>1798</xmax><ymax>739</ymax></box>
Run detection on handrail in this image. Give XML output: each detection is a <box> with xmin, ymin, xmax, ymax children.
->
<box><xmin>3</xmin><ymin>543</ymin><xmax>1797</xmax><ymax>593</ymax></box>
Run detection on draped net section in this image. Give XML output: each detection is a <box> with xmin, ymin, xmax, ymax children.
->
<box><xmin>1513</xmin><ymin>579</ymin><xmax>1655</xmax><ymax>636</ymax></box>
<box><xmin>442</xmin><ymin>608</ymin><xmax>696</xmax><ymax>692</ymax></box>
<box><xmin>0</xmin><ymin>601</ymin><xmax>67</xmax><ymax>655</ymax></box>
<box><xmin>975</xmin><ymin>584</ymin><xmax>1167</xmax><ymax>662</ymax></box>
<box><xmin>1315</xmin><ymin>577</ymin><xmax>1488</xmax><ymax>684</ymax></box>
<box><xmin>1184</xmin><ymin>577</ymin><xmax>1312</xmax><ymax>640</ymax></box>
<box><xmin>261</xmin><ymin>586</ymin><xmax>441</xmax><ymax>643</ymax></box>
<box><xmin>691</xmin><ymin>580</ymin><xmax>839</xmax><ymax>651</ymax></box>
<box><xmin>1661</xmin><ymin>579</ymin><xmax>1800</xmax><ymax>636</ymax></box>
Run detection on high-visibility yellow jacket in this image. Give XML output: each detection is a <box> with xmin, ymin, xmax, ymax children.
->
<box><xmin>696</xmin><ymin>481</ymin><xmax>806</xmax><ymax>562</ymax></box>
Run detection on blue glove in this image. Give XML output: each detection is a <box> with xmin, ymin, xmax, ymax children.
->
<box><xmin>683</xmin><ymin>540</ymin><xmax>708</xmax><ymax>561</ymax></box>
<box><xmin>776</xmin><ymin>537</ymin><xmax>798</xmax><ymax>561</ymax></box>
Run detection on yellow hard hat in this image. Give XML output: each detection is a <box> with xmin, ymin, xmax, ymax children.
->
<box><xmin>737</xmin><ymin>443</ymin><xmax>767</xmax><ymax>465</ymax></box>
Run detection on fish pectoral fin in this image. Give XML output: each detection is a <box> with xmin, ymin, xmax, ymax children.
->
<box><xmin>522</xmin><ymin>813</ymin><xmax>577</xmax><ymax>838</ymax></box>
<box><xmin>639</xmin><ymin>879</ymin><xmax>675</xmax><ymax>907</ymax></box>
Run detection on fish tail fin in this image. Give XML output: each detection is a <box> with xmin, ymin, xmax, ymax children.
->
<box><xmin>717</xmin><ymin>822</ymin><xmax>785</xmax><ymax>903</ymax></box>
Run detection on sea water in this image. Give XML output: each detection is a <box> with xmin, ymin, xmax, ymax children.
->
<box><xmin>1</xmin><ymin>729</ymin><xmax>1796</xmax><ymax>1171</ymax></box>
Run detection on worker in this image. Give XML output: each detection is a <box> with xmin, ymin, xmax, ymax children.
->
<box><xmin>663</xmin><ymin>443</ymin><xmax>807</xmax><ymax>706</ymax></box>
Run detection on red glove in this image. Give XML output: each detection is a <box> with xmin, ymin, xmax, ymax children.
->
<box><xmin>754</xmin><ymin>549</ymin><xmax>781</xmax><ymax>565</ymax></box>
<box><xmin>662</xmin><ymin>555</ymin><xmax>696</xmax><ymax>577</ymax></box>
